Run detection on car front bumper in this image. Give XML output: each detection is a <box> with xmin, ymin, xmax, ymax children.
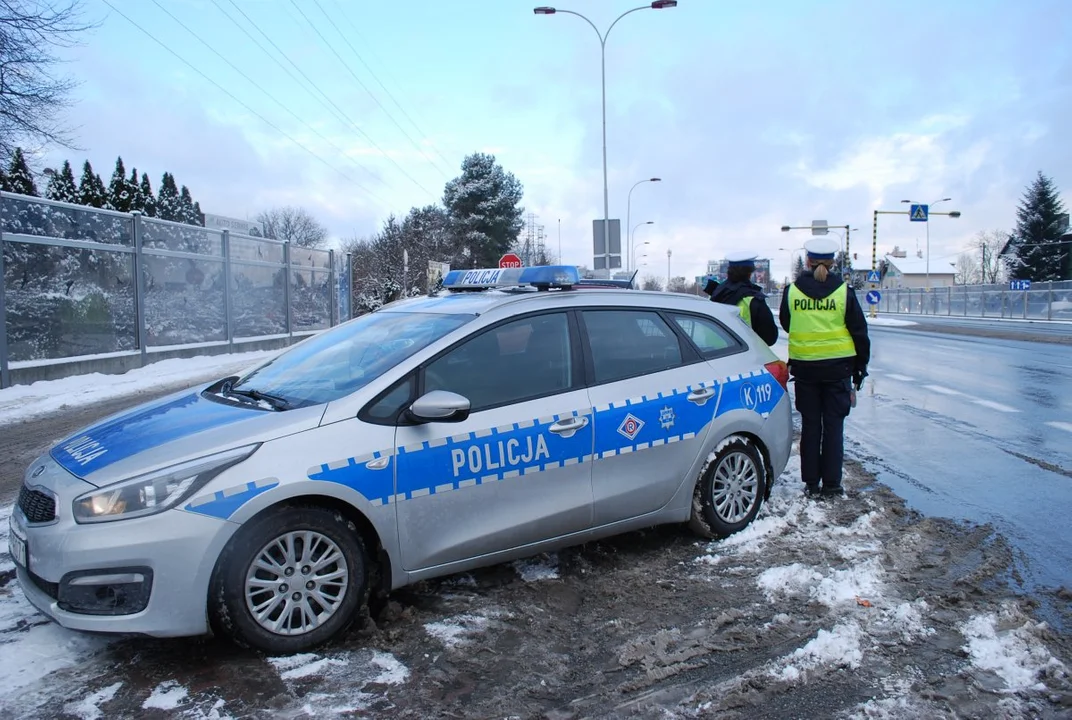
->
<box><xmin>12</xmin><ymin>456</ymin><xmax>240</xmax><ymax>638</ymax></box>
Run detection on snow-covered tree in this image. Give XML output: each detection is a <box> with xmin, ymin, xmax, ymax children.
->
<box><xmin>641</xmin><ymin>275</ymin><xmax>664</xmax><ymax>291</ymax></box>
<box><xmin>973</xmin><ymin>229</ymin><xmax>1009</xmax><ymax>285</ymax></box>
<box><xmin>139</xmin><ymin>172</ymin><xmax>156</xmax><ymax>217</ymax></box>
<box><xmin>442</xmin><ymin>152</ymin><xmax>524</xmax><ymax>268</ymax></box>
<box><xmin>156</xmin><ymin>171</ymin><xmax>181</xmax><ymax>222</ymax></box>
<box><xmin>76</xmin><ymin>159</ymin><xmax>106</xmax><ymax>207</ymax></box>
<box><xmin>44</xmin><ymin>159</ymin><xmax>78</xmax><ymax>202</ymax></box>
<box><xmin>1007</xmin><ymin>172</ymin><xmax>1068</xmax><ymax>281</ymax></box>
<box><xmin>179</xmin><ymin>184</ymin><xmax>203</xmax><ymax>225</ymax></box>
<box><xmin>4</xmin><ymin>147</ymin><xmax>38</xmax><ymax>195</ymax></box>
<box><xmin>106</xmin><ymin>156</ymin><xmax>135</xmax><ymax>212</ymax></box>
<box><xmin>256</xmin><ymin>206</ymin><xmax>328</xmax><ymax>247</ymax></box>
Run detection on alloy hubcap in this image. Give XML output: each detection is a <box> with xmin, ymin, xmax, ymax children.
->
<box><xmin>711</xmin><ymin>451</ymin><xmax>759</xmax><ymax>523</ymax></box>
<box><xmin>244</xmin><ymin>530</ymin><xmax>348</xmax><ymax>636</ymax></box>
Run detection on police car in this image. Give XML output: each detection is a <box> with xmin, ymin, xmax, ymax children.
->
<box><xmin>10</xmin><ymin>265</ymin><xmax>792</xmax><ymax>653</ymax></box>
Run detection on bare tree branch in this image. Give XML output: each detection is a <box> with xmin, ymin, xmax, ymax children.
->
<box><xmin>0</xmin><ymin>0</ymin><xmax>97</xmax><ymax>157</ymax></box>
<box><xmin>256</xmin><ymin>206</ymin><xmax>330</xmax><ymax>249</ymax></box>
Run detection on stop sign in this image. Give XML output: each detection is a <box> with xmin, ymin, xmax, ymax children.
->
<box><xmin>498</xmin><ymin>253</ymin><xmax>522</xmax><ymax>269</ymax></box>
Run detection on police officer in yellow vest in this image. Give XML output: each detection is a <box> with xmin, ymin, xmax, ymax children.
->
<box><xmin>708</xmin><ymin>252</ymin><xmax>778</xmax><ymax>345</ymax></box>
<box><xmin>778</xmin><ymin>237</ymin><xmax>870</xmax><ymax>498</ymax></box>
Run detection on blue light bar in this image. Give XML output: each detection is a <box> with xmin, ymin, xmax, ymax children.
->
<box><xmin>442</xmin><ymin>265</ymin><xmax>579</xmax><ymax>291</ymax></box>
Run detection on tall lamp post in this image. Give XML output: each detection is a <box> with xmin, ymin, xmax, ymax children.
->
<box><xmin>626</xmin><ymin>177</ymin><xmax>661</xmax><ymax>270</ymax></box>
<box><xmin>901</xmin><ymin>197</ymin><xmax>952</xmax><ymax>290</ymax></box>
<box><xmin>666</xmin><ymin>248</ymin><xmax>672</xmax><ymax>290</ymax></box>
<box><xmin>535</xmin><ymin>3</ymin><xmax>678</xmax><ymax>274</ymax></box>
<box><xmin>631</xmin><ymin>220</ymin><xmax>653</xmax><ymax>270</ymax></box>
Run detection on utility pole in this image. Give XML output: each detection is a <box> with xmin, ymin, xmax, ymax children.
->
<box><xmin>558</xmin><ymin>218</ymin><xmax>562</xmax><ymax>264</ymax></box>
<box><xmin>666</xmin><ymin>249</ymin><xmax>672</xmax><ymax>290</ymax></box>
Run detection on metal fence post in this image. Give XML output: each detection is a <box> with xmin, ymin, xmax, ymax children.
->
<box><xmin>284</xmin><ymin>241</ymin><xmax>293</xmax><ymax>337</ymax></box>
<box><xmin>328</xmin><ymin>248</ymin><xmax>336</xmax><ymax>327</ymax></box>
<box><xmin>1048</xmin><ymin>281</ymin><xmax>1053</xmax><ymax>321</ymax></box>
<box><xmin>132</xmin><ymin>211</ymin><xmax>149</xmax><ymax>366</ymax></box>
<box><xmin>222</xmin><ymin>229</ymin><xmax>234</xmax><ymax>352</ymax></box>
<box><xmin>1023</xmin><ymin>289</ymin><xmax>1028</xmax><ymax>319</ymax></box>
<box><xmin>346</xmin><ymin>252</ymin><xmax>353</xmax><ymax>321</ymax></box>
<box><xmin>0</xmin><ymin>197</ymin><xmax>9</xmax><ymax>389</ymax></box>
<box><xmin>947</xmin><ymin>286</ymin><xmax>951</xmax><ymax>316</ymax></box>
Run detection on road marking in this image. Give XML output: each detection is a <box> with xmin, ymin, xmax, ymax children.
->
<box><xmin>924</xmin><ymin>384</ymin><xmax>963</xmax><ymax>396</ymax></box>
<box><xmin>886</xmin><ymin>374</ymin><xmax>916</xmax><ymax>382</ymax></box>
<box><xmin>972</xmin><ymin>399</ymin><xmax>1020</xmax><ymax>413</ymax></box>
<box><xmin>1046</xmin><ymin>421</ymin><xmax>1072</xmax><ymax>434</ymax></box>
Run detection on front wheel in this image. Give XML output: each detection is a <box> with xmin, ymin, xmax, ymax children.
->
<box><xmin>209</xmin><ymin>506</ymin><xmax>369</xmax><ymax>654</ymax></box>
<box><xmin>688</xmin><ymin>437</ymin><xmax>767</xmax><ymax>539</ymax></box>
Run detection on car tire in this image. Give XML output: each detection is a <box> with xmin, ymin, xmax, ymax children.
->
<box><xmin>209</xmin><ymin>505</ymin><xmax>369</xmax><ymax>654</ymax></box>
<box><xmin>688</xmin><ymin>437</ymin><xmax>767</xmax><ymax>539</ymax></box>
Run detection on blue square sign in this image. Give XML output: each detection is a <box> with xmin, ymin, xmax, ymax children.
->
<box><xmin>910</xmin><ymin>204</ymin><xmax>929</xmax><ymax>222</ymax></box>
<box><xmin>866</xmin><ymin>270</ymin><xmax>881</xmax><ymax>283</ymax></box>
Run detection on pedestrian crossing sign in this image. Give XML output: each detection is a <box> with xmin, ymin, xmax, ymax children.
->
<box><xmin>910</xmin><ymin>203</ymin><xmax>928</xmax><ymax>221</ymax></box>
<box><xmin>866</xmin><ymin>269</ymin><xmax>881</xmax><ymax>283</ymax></box>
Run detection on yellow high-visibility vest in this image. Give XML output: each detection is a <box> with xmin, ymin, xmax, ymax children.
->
<box><xmin>787</xmin><ymin>283</ymin><xmax>855</xmax><ymax>360</ymax></box>
<box><xmin>737</xmin><ymin>297</ymin><xmax>751</xmax><ymax>325</ymax></box>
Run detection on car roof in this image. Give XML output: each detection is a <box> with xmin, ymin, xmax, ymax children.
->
<box><xmin>379</xmin><ymin>287</ymin><xmax>732</xmax><ymax>318</ymax></box>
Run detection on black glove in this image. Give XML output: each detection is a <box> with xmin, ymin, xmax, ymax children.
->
<box><xmin>852</xmin><ymin>368</ymin><xmax>867</xmax><ymax>390</ymax></box>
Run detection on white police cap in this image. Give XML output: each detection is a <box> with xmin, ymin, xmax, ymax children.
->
<box><xmin>804</xmin><ymin>237</ymin><xmax>839</xmax><ymax>260</ymax></box>
<box><xmin>725</xmin><ymin>251</ymin><xmax>757</xmax><ymax>266</ymax></box>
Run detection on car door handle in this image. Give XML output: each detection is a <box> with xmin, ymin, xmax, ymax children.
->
<box><xmin>687</xmin><ymin>387</ymin><xmax>716</xmax><ymax>406</ymax></box>
<box><xmin>549</xmin><ymin>416</ymin><xmax>589</xmax><ymax>438</ymax></box>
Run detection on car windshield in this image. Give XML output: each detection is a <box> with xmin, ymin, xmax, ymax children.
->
<box><xmin>230</xmin><ymin>311</ymin><xmax>473</xmax><ymax>408</ymax></box>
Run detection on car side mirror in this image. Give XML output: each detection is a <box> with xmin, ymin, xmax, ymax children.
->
<box><xmin>407</xmin><ymin>390</ymin><xmax>471</xmax><ymax>424</ymax></box>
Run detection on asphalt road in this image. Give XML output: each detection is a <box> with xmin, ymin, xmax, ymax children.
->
<box><xmin>845</xmin><ymin>323</ymin><xmax>1072</xmax><ymax>592</ymax></box>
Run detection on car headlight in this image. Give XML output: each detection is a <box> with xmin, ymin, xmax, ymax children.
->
<box><xmin>73</xmin><ymin>444</ymin><xmax>260</xmax><ymax>524</ymax></box>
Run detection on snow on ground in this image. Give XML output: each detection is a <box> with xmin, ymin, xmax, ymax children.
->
<box><xmin>866</xmin><ymin>315</ymin><xmax>919</xmax><ymax>327</ymax></box>
<box><xmin>512</xmin><ymin>553</ymin><xmax>560</xmax><ymax>581</ymax></box>
<box><xmin>141</xmin><ymin>680</ymin><xmax>190</xmax><ymax>710</ymax></box>
<box><xmin>0</xmin><ymin>349</ymin><xmax>278</xmax><ymax>426</ymax></box>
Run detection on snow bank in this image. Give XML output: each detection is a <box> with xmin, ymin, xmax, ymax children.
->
<box><xmin>866</xmin><ymin>316</ymin><xmax>918</xmax><ymax>327</ymax></box>
<box><xmin>0</xmin><ymin>349</ymin><xmax>277</xmax><ymax>426</ymax></box>
<box><xmin>960</xmin><ymin>608</ymin><xmax>1067</xmax><ymax>691</ymax></box>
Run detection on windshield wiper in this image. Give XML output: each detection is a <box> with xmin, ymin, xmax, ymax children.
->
<box><xmin>227</xmin><ymin>388</ymin><xmax>291</xmax><ymax>411</ymax></box>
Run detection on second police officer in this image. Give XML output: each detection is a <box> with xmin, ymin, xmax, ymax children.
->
<box><xmin>779</xmin><ymin>237</ymin><xmax>870</xmax><ymax>499</ymax></box>
<box><xmin>707</xmin><ymin>251</ymin><xmax>779</xmax><ymax>346</ymax></box>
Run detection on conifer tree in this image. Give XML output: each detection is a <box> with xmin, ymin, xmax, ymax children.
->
<box><xmin>3</xmin><ymin>147</ymin><xmax>39</xmax><ymax>195</ymax></box>
<box><xmin>44</xmin><ymin>159</ymin><xmax>78</xmax><ymax>203</ymax></box>
<box><xmin>107</xmin><ymin>156</ymin><xmax>133</xmax><ymax>212</ymax></box>
<box><xmin>156</xmin><ymin>171</ymin><xmax>181</xmax><ymax>221</ymax></box>
<box><xmin>1007</xmin><ymin>172</ymin><xmax>1069</xmax><ymax>281</ymax></box>
<box><xmin>77</xmin><ymin>160</ymin><xmax>106</xmax><ymax>208</ymax></box>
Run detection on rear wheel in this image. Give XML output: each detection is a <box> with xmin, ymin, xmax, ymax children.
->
<box><xmin>210</xmin><ymin>506</ymin><xmax>369</xmax><ymax>654</ymax></box>
<box><xmin>688</xmin><ymin>437</ymin><xmax>766</xmax><ymax>539</ymax></box>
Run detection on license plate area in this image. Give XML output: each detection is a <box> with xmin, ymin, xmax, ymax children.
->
<box><xmin>8</xmin><ymin>524</ymin><xmax>27</xmax><ymax>569</ymax></box>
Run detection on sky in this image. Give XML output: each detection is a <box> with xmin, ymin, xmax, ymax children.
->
<box><xmin>29</xmin><ymin>0</ymin><xmax>1072</xmax><ymax>282</ymax></box>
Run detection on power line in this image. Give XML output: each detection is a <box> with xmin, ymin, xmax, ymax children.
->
<box><xmin>207</xmin><ymin>0</ymin><xmax>388</xmax><ymax>188</ymax></box>
<box><xmin>99</xmin><ymin>0</ymin><xmax>385</xmax><ymax>204</ymax></box>
<box><xmin>149</xmin><ymin>0</ymin><xmax>386</xmax><ymax>193</ymax></box>
<box><xmin>224</xmin><ymin>0</ymin><xmax>433</xmax><ymax>200</ymax></box>
<box><xmin>286</xmin><ymin>0</ymin><xmax>440</xmax><ymax>195</ymax></box>
<box><xmin>330</xmin><ymin>0</ymin><xmax>458</xmax><ymax>173</ymax></box>
<box><xmin>315</xmin><ymin>0</ymin><xmax>454</xmax><ymax>178</ymax></box>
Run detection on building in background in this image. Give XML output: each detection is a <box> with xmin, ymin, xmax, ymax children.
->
<box><xmin>881</xmin><ymin>247</ymin><xmax>956</xmax><ymax>288</ymax></box>
<box><xmin>203</xmin><ymin>212</ymin><xmax>264</xmax><ymax>237</ymax></box>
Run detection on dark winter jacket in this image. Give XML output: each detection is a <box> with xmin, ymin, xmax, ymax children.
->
<box><xmin>779</xmin><ymin>270</ymin><xmax>870</xmax><ymax>382</ymax></box>
<box><xmin>710</xmin><ymin>280</ymin><xmax>779</xmax><ymax>346</ymax></box>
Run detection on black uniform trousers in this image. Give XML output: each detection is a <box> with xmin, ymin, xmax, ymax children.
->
<box><xmin>794</xmin><ymin>377</ymin><xmax>853</xmax><ymax>490</ymax></box>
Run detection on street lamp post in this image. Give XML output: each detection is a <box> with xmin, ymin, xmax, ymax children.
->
<box><xmin>666</xmin><ymin>248</ymin><xmax>672</xmax><ymax>290</ymax></box>
<box><xmin>535</xmin><ymin>3</ymin><xmax>677</xmax><ymax>274</ymax></box>
<box><xmin>901</xmin><ymin>197</ymin><xmax>952</xmax><ymax>290</ymax></box>
<box><xmin>631</xmin><ymin>220</ymin><xmax>653</xmax><ymax>269</ymax></box>
<box><xmin>626</xmin><ymin>177</ymin><xmax>661</xmax><ymax>270</ymax></box>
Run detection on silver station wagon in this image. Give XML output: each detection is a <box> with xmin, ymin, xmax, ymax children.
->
<box><xmin>11</xmin><ymin>265</ymin><xmax>792</xmax><ymax>653</ymax></box>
